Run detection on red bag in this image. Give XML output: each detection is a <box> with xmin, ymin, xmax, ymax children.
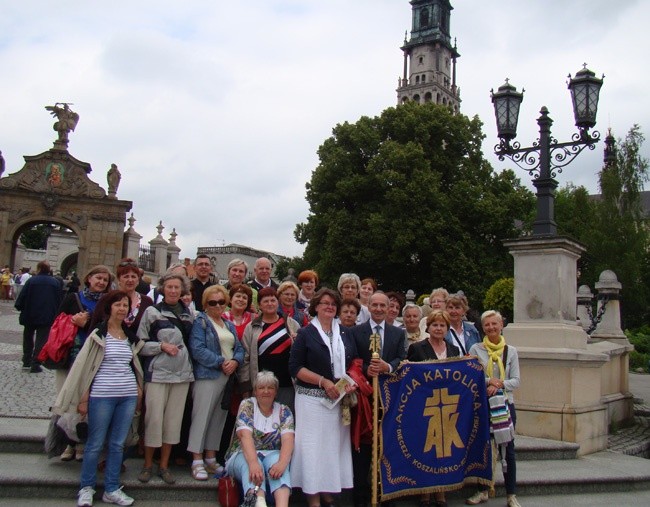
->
<box><xmin>217</xmin><ymin>475</ymin><xmax>240</xmax><ymax>507</ymax></box>
<box><xmin>37</xmin><ymin>313</ymin><xmax>78</xmax><ymax>368</ymax></box>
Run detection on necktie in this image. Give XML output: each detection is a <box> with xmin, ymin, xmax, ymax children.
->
<box><xmin>375</xmin><ymin>325</ymin><xmax>382</xmax><ymax>355</ymax></box>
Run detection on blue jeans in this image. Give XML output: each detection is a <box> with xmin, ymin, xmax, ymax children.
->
<box><xmin>80</xmin><ymin>396</ymin><xmax>137</xmax><ymax>493</ymax></box>
<box><xmin>226</xmin><ymin>450</ymin><xmax>291</xmax><ymax>495</ymax></box>
<box><xmin>503</xmin><ymin>403</ymin><xmax>517</xmax><ymax>495</ymax></box>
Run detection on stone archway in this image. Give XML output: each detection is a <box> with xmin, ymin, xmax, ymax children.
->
<box><xmin>0</xmin><ymin>104</ymin><xmax>132</xmax><ymax>277</ymax></box>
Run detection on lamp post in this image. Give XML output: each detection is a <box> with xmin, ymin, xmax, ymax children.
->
<box><xmin>491</xmin><ymin>65</ymin><xmax>604</xmax><ymax>236</ymax></box>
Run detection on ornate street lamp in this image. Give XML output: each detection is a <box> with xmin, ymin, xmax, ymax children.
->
<box><xmin>491</xmin><ymin>65</ymin><xmax>604</xmax><ymax>236</ymax></box>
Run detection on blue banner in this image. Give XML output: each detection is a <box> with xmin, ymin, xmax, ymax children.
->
<box><xmin>379</xmin><ymin>357</ymin><xmax>493</xmax><ymax>500</ymax></box>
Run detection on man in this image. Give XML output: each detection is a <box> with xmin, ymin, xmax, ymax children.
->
<box><xmin>14</xmin><ymin>261</ymin><xmax>62</xmax><ymax>372</ymax></box>
<box><xmin>248</xmin><ymin>257</ymin><xmax>278</xmax><ymax>291</ymax></box>
<box><xmin>350</xmin><ymin>291</ymin><xmax>406</xmax><ymax>507</ymax></box>
<box><xmin>190</xmin><ymin>254</ymin><xmax>215</xmax><ymax>312</ymax></box>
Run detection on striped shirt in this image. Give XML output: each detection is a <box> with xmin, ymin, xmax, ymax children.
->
<box><xmin>90</xmin><ymin>334</ymin><xmax>138</xmax><ymax>398</ymax></box>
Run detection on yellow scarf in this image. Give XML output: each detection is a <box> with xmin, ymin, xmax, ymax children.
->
<box><xmin>483</xmin><ymin>335</ymin><xmax>506</xmax><ymax>381</ymax></box>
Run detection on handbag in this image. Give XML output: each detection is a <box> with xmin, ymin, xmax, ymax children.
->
<box><xmin>217</xmin><ymin>475</ymin><xmax>240</xmax><ymax>507</ymax></box>
<box><xmin>37</xmin><ymin>294</ymin><xmax>83</xmax><ymax>369</ymax></box>
<box><xmin>37</xmin><ymin>314</ymin><xmax>78</xmax><ymax>369</ymax></box>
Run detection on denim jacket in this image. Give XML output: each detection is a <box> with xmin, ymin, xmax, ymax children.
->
<box><xmin>190</xmin><ymin>312</ymin><xmax>245</xmax><ymax>380</ymax></box>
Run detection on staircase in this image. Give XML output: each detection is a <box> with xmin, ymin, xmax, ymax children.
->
<box><xmin>2</xmin><ymin>414</ymin><xmax>650</xmax><ymax>506</ymax></box>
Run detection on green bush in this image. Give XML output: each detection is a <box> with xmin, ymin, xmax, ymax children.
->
<box><xmin>483</xmin><ymin>278</ymin><xmax>514</xmax><ymax>324</ymax></box>
<box><xmin>416</xmin><ymin>293</ymin><xmax>429</xmax><ymax>306</ymax></box>
<box><xmin>626</xmin><ymin>327</ymin><xmax>650</xmax><ymax>371</ymax></box>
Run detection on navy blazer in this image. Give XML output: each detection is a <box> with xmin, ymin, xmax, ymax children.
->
<box><xmin>407</xmin><ymin>339</ymin><xmax>460</xmax><ymax>362</ymax></box>
<box><xmin>288</xmin><ymin>322</ymin><xmax>358</xmax><ymax>388</ymax></box>
<box><xmin>351</xmin><ymin>321</ymin><xmax>406</xmax><ymax>376</ymax></box>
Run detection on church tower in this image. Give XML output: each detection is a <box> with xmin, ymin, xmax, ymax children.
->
<box><xmin>396</xmin><ymin>0</ymin><xmax>460</xmax><ymax>112</ymax></box>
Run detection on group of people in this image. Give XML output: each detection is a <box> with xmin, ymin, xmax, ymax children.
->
<box><xmin>15</xmin><ymin>255</ymin><xmax>521</xmax><ymax>507</ymax></box>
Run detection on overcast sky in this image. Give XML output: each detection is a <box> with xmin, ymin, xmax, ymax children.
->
<box><xmin>1</xmin><ymin>0</ymin><xmax>648</xmax><ymax>259</ymax></box>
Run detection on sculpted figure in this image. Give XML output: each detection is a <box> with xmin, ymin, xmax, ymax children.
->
<box><xmin>45</xmin><ymin>103</ymin><xmax>79</xmax><ymax>148</ymax></box>
<box><xmin>107</xmin><ymin>163</ymin><xmax>121</xmax><ymax>197</ymax></box>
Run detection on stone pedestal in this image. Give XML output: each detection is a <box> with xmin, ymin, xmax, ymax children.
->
<box><xmin>503</xmin><ymin>236</ymin><xmax>609</xmax><ymax>455</ymax></box>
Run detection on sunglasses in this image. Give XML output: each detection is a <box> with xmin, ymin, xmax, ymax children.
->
<box><xmin>207</xmin><ymin>300</ymin><xmax>227</xmax><ymax>307</ymax></box>
<box><xmin>118</xmin><ymin>261</ymin><xmax>138</xmax><ymax>267</ymax></box>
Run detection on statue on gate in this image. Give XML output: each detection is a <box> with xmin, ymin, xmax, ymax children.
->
<box><xmin>45</xmin><ymin>103</ymin><xmax>79</xmax><ymax>149</ymax></box>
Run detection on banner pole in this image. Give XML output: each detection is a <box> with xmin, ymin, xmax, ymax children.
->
<box><xmin>370</xmin><ymin>329</ymin><xmax>381</xmax><ymax>507</ymax></box>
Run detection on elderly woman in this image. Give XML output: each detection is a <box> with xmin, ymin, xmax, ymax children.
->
<box><xmin>53</xmin><ymin>290</ymin><xmax>143</xmax><ymax>507</ymax></box>
<box><xmin>225</xmin><ymin>371</ymin><xmax>294</xmax><ymax>507</ymax></box>
<box><xmin>445</xmin><ymin>292</ymin><xmax>481</xmax><ymax>356</ymax></box>
<box><xmin>147</xmin><ymin>263</ymin><xmax>189</xmax><ymax>304</ymax></box>
<box><xmin>223</xmin><ymin>284</ymin><xmax>256</xmax><ymax>339</ymax></box>
<box><xmin>297</xmin><ymin>270</ymin><xmax>319</xmax><ymax>310</ymax></box>
<box><xmin>337</xmin><ymin>273</ymin><xmax>370</xmax><ymax>324</ymax></box>
<box><xmin>277</xmin><ymin>281</ymin><xmax>309</xmax><ymax>327</ymax></box>
<box><xmin>403</xmin><ymin>303</ymin><xmax>425</xmax><ymax>351</ymax></box>
<box><xmin>57</xmin><ymin>264</ymin><xmax>114</xmax><ymax>462</ymax></box>
<box><xmin>407</xmin><ymin>310</ymin><xmax>459</xmax><ymax>507</ymax></box>
<box><xmin>240</xmin><ymin>288</ymin><xmax>299</xmax><ymax>412</ymax></box>
<box><xmin>137</xmin><ymin>272</ymin><xmax>194</xmax><ymax>485</ymax></box>
<box><xmin>187</xmin><ymin>285</ymin><xmax>244</xmax><ymax>481</ymax></box>
<box><xmin>288</xmin><ymin>288</ymin><xmax>358</xmax><ymax>507</ymax></box>
<box><xmin>339</xmin><ymin>298</ymin><xmax>361</xmax><ymax>328</ymax></box>
<box><xmin>467</xmin><ymin>311</ymin><xmax>521</xmax><ymax>507</ymax></box>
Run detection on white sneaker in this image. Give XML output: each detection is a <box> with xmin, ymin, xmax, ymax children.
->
<box><xmin>465</xmin><ymin>490</ymin><xmax>489</xmax><ymax>505</ymax></box>
<box><xmin>77</xmin><ymin>486</ymin><xmax>95</xmax><ymax>507</ymax></box>
<box><xmin>102</xmin><ymin>486</ymin><xmax>134</xmax><ymax>506</ymax></box>
<box><xmin>61</xmin><ymin>445</ymin><xmax>75</xmax><ymax>461</ymax></box>
<box><xmin>507</xmin><ymin>494</ymin><xmax>522</xmax><ymax>507</ymax></box>
<box><xmin>255</xmin><ymin>494</ymin><xmax>267</xmax><ymax>507</ymax></box>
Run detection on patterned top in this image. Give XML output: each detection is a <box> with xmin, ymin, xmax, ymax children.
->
<box><xmin>223</xmin><ymin>310</ymin><xmax>256</xmax><ymax>340</ymax></box>
<box><xmin>226</xmin><ymin>398</ymin><xmax>294</xmax><ymax>462</ymax></box>
<box><xmin>90</xmin><ymin>334</ymin><xmax>138</xmax><ymax>398</ymax></box>
<box><xmin>257</xmin><ymin>319</ymin><xmax>293</xmax><ymax>387</ymax></box>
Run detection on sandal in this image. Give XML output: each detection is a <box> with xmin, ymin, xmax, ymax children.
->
<box><xmin>137</xmin><ymin>467</ymin><xmax>152</xmax><ymax>483</ymax></box>
<box><xmin>191</xmin><ymin>463</ymin><xmax>208</xmax><ymax>481</ymax></box>
<box><xmin>158</xmin><ymin>467</ymin><xmax>176</xmax><ymax>484</ymax></box>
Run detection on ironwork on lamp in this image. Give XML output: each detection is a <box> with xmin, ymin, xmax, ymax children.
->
<box><xmin>491</xmin><ymin>65</ymin><xmax>604</xmax><ymax>236</ymax></box>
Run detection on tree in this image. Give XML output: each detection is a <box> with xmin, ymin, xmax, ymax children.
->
<box><xmin>555</xmin><ymin>125</ymin><xmax>650</xmax><ymax>328</ymax></box>
<box><xmin>19</xmin><ymin>224</ymin><xmax>51</xmax><ymax>250</ymax></box>
<box><xmin>295</xmin><ymin>102</ymin><xmax>535</xmax><ymax>307</ymax></box>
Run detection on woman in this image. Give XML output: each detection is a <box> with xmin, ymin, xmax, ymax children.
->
<box><xmin>240</xmin><ymin>288</ymin><xmax>299</xmax><ymax>412</ymax></box>
<box><xmin>137</xmin><ymin>272</ymin><xmax>195</xmax><ymax>485</ymax></box>
<box><xmin>288</xmin><ymin>288</ymin><xmax>358</xmax><ymax>507</ymax></box>
<box><xmin>223</xmin><ymin>284</ymin><xmax>256</xmax><ymax>339</ymax></box>
<box><xmin>359</xmin><ymin>277</ymin><xmax>377</xmax><ymax>308</ymax></box>
<box><xmin>226</xmin><ymin>371</ymin><xmax>294</xmax><ymax>507</ymax></box>
<box><xmin>297</xmin><ymin>270</ymin><xmax>319</xmax><ymax>310</ymax></box>
<box><xmin>339</xmin><ymin>298</ymin><xmax>361</xmax><ymax>328</ymax></box>
<box><xmin>277</xmin><ymin>281</ymin><xmax>309</xmax><ymax>327</ymax></box>
<box><xmin>386</xmin><ymin>291</ymin><xmax>405</xmax><ymax>328</ymax></box>
<box><xmin>403</xmin><ymin>303</ymin><xmax>425</xmax><ymax>351</ymax></box>
<box><xmin>52</xmin><ymin>290</ymin><xmax>143</xmax><ymax>507</ymax></box>
<box><xmin>337</xmin><ymin>273</ymin><xmax>370</xmax><ymax>324</ymax></box>
<box><xmin>466</xmin><ymin>311</ymin><xmax>521</xmax><ymax>507</ymax></box>
<box><xmin>407</xmin><ymin>310</ymin><xmax>459</xmax><ymax>507</ymax></box>
<box><xmin>187</xmin><ymin>285</ymin><xmax>244</xmax><ymax>481</ymax></box>
<box><xmin>90</xmin><ymin>258</ymin><xmax>153</xmax><ymax>333</ymax></box>
<box><xmin>445</xmin><ymin>293</ymin><xmax>481</xmax><ymax>356</ymax></box>
<box><xmin>147</xmin><ymin>263</ymin><xmax>189</xmax><ymax>304</ymax></box>
<box><xmin>58</xmin><ymin>265</ymin><xmax>113</xmax><ymax>461</ymax></box>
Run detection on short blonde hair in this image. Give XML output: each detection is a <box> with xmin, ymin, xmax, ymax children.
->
<box><xmin>202</xmin><ymin>285</ymin><xmax>229</xmax><ymax>308</ymax></box>
<box><xmin>429</xmin><ymin>287</ymin><xmax>449</xmax><ymax>301</ymax></box>
<box><xmin>481</xmin><ymin>309</ymin><xmax>503</xmax><ymax>324</ymax></box>
<box><xmin>426</xmin><ymin>309</ymin><xmax>451</xmax><ymax>329</ymax></box>
<box><xmin>337</xmin><ymin>273</ymin><xmax>361</xmax><ymax>294</ymax></box>
<box><xmin>277</xmin><ymin>281</ymin><xmax>300</xmax><ymax>298</ymax></box>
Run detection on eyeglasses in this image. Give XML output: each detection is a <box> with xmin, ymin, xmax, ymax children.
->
<box><xmin>207</xmin><ymin>300</ymin><xmax>227</xmax><ymax>307</ymax></box>
<box><xmin>319</xmin><ymin>301</ymin><xmax>337</xmax><ymax>307</ymax></box>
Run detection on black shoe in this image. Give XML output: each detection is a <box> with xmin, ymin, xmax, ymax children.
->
<box><xmin>29</xmin><ymin>364</ymin><xmax>42</xmax><ymax>373</ymax></box>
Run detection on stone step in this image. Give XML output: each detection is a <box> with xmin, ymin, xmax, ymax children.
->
<box><xmin>1</xmin><ymin>449</ymin><xmax>649</xmax><ymax>503</ymax></box>
<box><xmin>0</xmin><ymin>416</ymin><xmax>580</xmax><ymax>461</ymax></box>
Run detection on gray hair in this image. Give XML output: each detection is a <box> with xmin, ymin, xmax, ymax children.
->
<box><xmin>337</xmin><ymin>273</ymin><xmax>361</xmax><ymax>293</ymax></box>
<box><xmin>157</xmin><ymin>272</ymin><xmax>190</xmax><ymax>294</ymax></box>
<box><xmin>254</xmin><ymin>370</ymin><xmax>279</xmax><ymax>390</ymax></box>
<box><xmin>227</xmin><ymin>258</ymin><xmax>248</xmax><ymax>275</ymax></box>
<box><xmin>481</xmin><ymin>309</ymin><xmax>504</xmax><ymax>324</ymax></box>
<box><xmin>402</xmin><ymin>303</ymin><xmax>422</xmax><ymax>318</ymax></box>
